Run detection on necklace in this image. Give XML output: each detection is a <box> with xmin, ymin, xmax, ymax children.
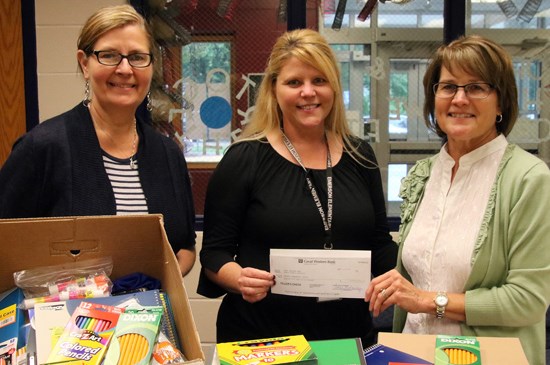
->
<box><xmin>92</xmin><ymin>116</ymin><xmax>138</xmax><ymax>169</ymax></box>
<box><xmin>129</xmin><ymin>120</ymin><xmax>138</xmax><ymax>169</ymax></box>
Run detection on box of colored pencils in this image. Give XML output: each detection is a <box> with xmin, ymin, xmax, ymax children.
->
<box><xmin>103</xmin><ymin>306</ymin><xmax>163</xmax><ymax>365</ymax></box>
<box><xmin>215</xmin><ymin>335</ymin><xmax>317</xmax><ymax>365</ymax></box>
<box><xmin>435</xmin><ymin>335</ymin><xmax>481</xmax><ymax>365</ymax></box>
<box><xmin>46</xmin><ymin>301</ymin><xmax>124</xmax><ymax>365</ymax></box>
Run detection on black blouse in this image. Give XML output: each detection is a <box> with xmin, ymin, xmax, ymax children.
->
<box><xmin>199</xmin><ymin>138</ymin><xmax>397</xmax><ymax>344</ymax></box>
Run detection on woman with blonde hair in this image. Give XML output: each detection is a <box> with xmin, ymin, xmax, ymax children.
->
<box><xmin>199</xmin><ymin>28</ymin><xmax>397</xmax><ymax>345</ymax></box>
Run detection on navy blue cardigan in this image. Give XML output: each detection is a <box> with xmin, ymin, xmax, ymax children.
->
<box><xmin>0</xmin><ymin>103</ymin><xmax>195</xmax><ymax>252</ymax></box>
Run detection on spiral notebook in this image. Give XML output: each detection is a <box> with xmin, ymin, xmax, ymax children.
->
<box><xmin>363</xmin><ymin>343</ymin><xmax>433</xmax><ymax>365</ymax></box>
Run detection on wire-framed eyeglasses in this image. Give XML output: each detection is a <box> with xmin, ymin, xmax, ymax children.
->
<box><xmin>92</xmin><ymin>50</ymin><xmax>153</xmax><ymax>68</ymax></box>
<box><xmin>433</xmin><ymin>82</ymin><xmax>494</xmax><ymax>99</ymax></box>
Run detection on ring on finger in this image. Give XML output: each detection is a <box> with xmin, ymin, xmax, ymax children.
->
<box><xmin>380</xmin><ymin>288</ymin><xmax>388</xmax><ymax>298</ymax></box>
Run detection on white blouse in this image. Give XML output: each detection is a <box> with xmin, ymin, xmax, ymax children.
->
<box><xmin>402</xmin><ymin>134</ymin><xmax>508</xmax><ymax>335</ymax></box>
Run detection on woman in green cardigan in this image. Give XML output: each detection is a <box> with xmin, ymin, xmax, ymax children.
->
<box><xmin>365</xmin><ymin>35</ymin><xmax>550</xmax><ymax>365</ymax></box>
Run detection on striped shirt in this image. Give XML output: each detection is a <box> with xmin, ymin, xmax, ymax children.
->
<box><xmin>102</xmin><ymin>153</ymin><xmax>148</xmax><ymax>215</ymax></box>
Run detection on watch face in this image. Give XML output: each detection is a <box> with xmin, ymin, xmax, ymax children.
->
<box><xmin>435</xmin><ymin>295</ymin><xmax>448</xmax><ymax>306</ymax></box>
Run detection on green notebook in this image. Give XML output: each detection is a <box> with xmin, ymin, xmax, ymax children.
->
<box><xmin>309</xmin><ymin>338</ymin><xmax>366</xmax><ymax>365</ymax></box>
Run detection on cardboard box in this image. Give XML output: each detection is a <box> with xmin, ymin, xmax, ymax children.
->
<box><xmin>378</xmin><ymin>332</ymin><xmax>529</xmax><ymax>365</ymax></box>
<box><xmin>0</xmin><ymin>215</ymin><xmax>205</xmax><ymax>364</ymax></box>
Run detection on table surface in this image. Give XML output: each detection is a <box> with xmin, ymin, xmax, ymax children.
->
<box><xmin>378</xmin><ymin>332</ymin><xmax>529</xmax><ymax>365</ymax></box>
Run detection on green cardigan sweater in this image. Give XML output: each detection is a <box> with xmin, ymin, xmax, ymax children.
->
<box><xmin>394</xmin><ymin>144</ymin><xmax>550</xmax><ymax>365</ymax></box>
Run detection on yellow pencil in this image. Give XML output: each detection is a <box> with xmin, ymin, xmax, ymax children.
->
<box><xmin>117</xmin><ymin>334</ymin><xmax>129</xmax><ymax>365</ymax></box>
<box><xmin>129</xmin><ymin>334</ymin><xmax>139</xmax><ymax>365</ymax></box>
<box><xmin>123</xmin><ymin>334</ymin><xmax>135</xmax><ymax>365</ymax></box>
<box><xmin>443</xmin><ymin>348</ymin><xmax>478</xmax><ymax>364</ymax></box>
<box><xmin>134</xmin><ymin>334</ymin><xmax>148</xmax><ymax>365</ymax></box>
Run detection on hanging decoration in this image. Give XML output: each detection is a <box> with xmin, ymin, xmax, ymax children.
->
<box><xmin>277</xmin><ymin>0</ymin><xmax>287</xmax><ymax>23</ymax></box>
<box><xmin>497</xmin><ymin>0</ymin><xmax>518</xmax><ymax>18</ymax></box>
<box><xmin>357</xmin><ymin>0</ymin><xmax>378</xmax><ymax>21</ymax></box>
<box><xmin>332</xmin><ymin>0</ymin><xmax>348</xmax><ymax>29</ymax></box>
<box><xmin>496</xmin><ymin>0</ymin><xmax>543</xmax><ymax>23</ymax></box>
<box><xmin>517</xmin><ymin>0</ymin><xmax>543</xmax><ymax>23</ymax></box>
<box><xmin>216</xmin><ymin>0</ymin><xmax>241</xmax><ymax>20</ymax></box>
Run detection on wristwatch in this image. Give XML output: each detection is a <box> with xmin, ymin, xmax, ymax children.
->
<box><xmin>434</xmin><ymin>292</ymin><xmax>448</xmax><ymax>319</ymax></box>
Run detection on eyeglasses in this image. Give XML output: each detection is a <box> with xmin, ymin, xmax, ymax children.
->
<box><xmin>433</xmin><ymin>82</ymin><xmax>494</xmax><ymax>99</ymax></box>
<box><xmin>92</xmin><ymin>50</ymin><xmax>153</xmax><ymax>68</ymax></box>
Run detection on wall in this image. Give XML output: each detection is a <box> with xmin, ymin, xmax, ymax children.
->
<box><xmin>0</xmin><ymin>0</ymin><xmax>26</xmax><ymax>165</ymax></box>
<box><xmin>183</xmin><ymin>232</ymin><xmax>220</xmax><ymax>363</ymax></box>
<box><xmin>35</xmin><ymin>0</ymin><xmax>125</xmax><ymax>122</ymax></box>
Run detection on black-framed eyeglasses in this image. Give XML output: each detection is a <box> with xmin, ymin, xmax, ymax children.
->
<box><xmin>92</xmin><ymin>50</ymin><xmax>153</xmax><ymax>68</ymax></box>
<box><xmin>433</xmin><ymin>82</ymin><xmax>494</xmax><ymax>99</ymax></box>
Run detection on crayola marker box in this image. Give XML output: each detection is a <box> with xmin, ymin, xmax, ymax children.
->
<box><xmin>435</xmin><ymin>335</ymin><xmax>481</xmax><ymax>365</ymax></box>
<box><xmin>46</xmin><ymin>301</ymin><xmax>124</xmax><ymax>365</ymax></box>
<box><xmin>103</xmin><ymin>306</ymin><xmax>163</xmax><ymax>365</ymax></box>
<box><xmin>214</xmin><ymin>335</ymin><xmax>317</xmax><ymax>365</ymax></box>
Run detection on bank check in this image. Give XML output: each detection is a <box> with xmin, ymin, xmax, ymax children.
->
<box><xmin>269</xmin><ymin>249</ymin><xmax>371</xmax><ymax>299</ymax></box>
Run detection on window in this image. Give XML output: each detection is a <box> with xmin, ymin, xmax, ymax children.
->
<box><xmin>181</xmin><ymin>40</ymin><xmax>232</xmax><ymax>160</ymax></box>
<box><xmin>147</xmin><ymin>0</ymin><xmax>550</xmax><ymax>219</ymax></box>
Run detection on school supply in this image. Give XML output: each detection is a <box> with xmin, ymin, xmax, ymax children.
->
<box><xmin>214</xmin><ymin>335</ymin><xmax>317</xmax><ymax>365</ymax></box>
<box><xmin>13</xmin><ymin>257</ymin><xmax>113</xmax><ymax>300</ymax></box>
<box><xmin>34</xmin><ymin>289</ymin><xmax>180</xmax><ymax>364</ymax></box>
<box><xmin>157</xmin><ymin>291</ymin><xmax>180</xmax><ymax>350</ymax></box>
<box><xmin>104</xmin><ymin>306</ymin><xmax>163</xmax><ymax>365</ymax></box>
<box><xmin>74</xmin><ymin>290</ymin><xmax>180</xmax><ymax>351</ymax></box>
<box><xmin>22</xmin><ymin>289</ymin><xmax>109</xmax><ymax>310</ymax></box>
<box><xmin>0</xmin><ymin>215</ymin><xmax>204</xmax><ymax>364</ymax></box>
<box><xmin>363</xmin><ymin>343</ymin><xmax>433</xmax><ymax>365</ymax></box>
<box><xmin>435</xmin><ymin>335</ymin><xmax>481</xmax><ymax>365</ymax></box>
<box><xmin>46</xmin><ymin>302</ymin><xmax>123</xmax><ymax>365</ymax></box>
<box><xmin>0</xmin><ymin>288</ymin><xmax>27</xmax><ymax>365</ymax></box>
<box><xmin>151</xmin><ymin>332</ymin><xmax>187</xmax><ymax>365</ymax></box>
<box><xmin>34</xmin><ymin>301</ymin><xmax>72</xmax><ymax>365</ymax></box>
<box><xmin>309</xmin><ymin>338</ymin><xmax>366</xmax><ymax>365</ymax></box>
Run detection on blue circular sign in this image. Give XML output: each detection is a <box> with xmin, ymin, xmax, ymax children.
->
<box><xmin>199</xmin><ymin>96</ymin><xmax>232</xmax><ymax>129</ymax></box>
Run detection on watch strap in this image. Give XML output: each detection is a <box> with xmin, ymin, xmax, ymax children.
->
<box><xmin>435</xmin><ymin>291</ymin><xmax>448</xmax><ymax>319</ymax></box>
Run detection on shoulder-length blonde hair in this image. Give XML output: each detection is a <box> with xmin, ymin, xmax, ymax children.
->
<box><xmin>238</xmin><ymin>29</ymin><xmax>369</xmax><ymax>162</ymax></box>
<box><xmin>423</xmin><ymin>35</ymin><xmax>518</xmax><ymax>139</ymax></box>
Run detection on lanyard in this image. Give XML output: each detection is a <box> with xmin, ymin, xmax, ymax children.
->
<box><xmin>281</xmin><ymin>131</ymin><xmax>333</xmax><ymax>249</ymax></box>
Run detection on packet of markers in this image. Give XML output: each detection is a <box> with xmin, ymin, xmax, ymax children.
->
<box><xmin>434</xmin><ymin>335</ymin><xmax>481</xmax><ymax>365</ymax></box>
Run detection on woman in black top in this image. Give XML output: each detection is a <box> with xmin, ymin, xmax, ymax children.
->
<box><xmin>198</xmin><ymin>29</ymin><xmax>397</xmax><ymax>345</ymax></box>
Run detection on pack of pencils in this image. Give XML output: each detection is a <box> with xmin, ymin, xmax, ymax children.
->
<box><xmin>46</xmin><ymin>302</ymin><xmax>124</xmax><ymax>365</ymax></box>
<box><xmin>103</xmin><ymin>306</ymin><xmax>163</xmax><ymax>365</ymax></box>
<box><xmin>435</xmin><ymin>335</ymin><xmax>481</xmax><ymax>365</ymax></box>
